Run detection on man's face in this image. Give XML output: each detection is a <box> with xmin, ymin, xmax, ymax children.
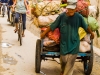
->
<box><xmin>66</xmin><ymin>8</ymin><xmax>76</xmax><ymax>16</ymax></box>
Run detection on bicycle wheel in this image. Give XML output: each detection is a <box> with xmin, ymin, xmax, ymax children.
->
<box><xmin>2</xmin><ymin>5</ymin><xmax>5</xmax><ymax>17</ymax></box>
<box><xmin>18</xmin><ymin>23</ymin><xmax>22</xmax><ymax>46</ymax></box>
<box><xmin>2</xmin><ymin>8</ymin><xmax>4</xmax><ymax>17</ymax></box>
<box><xmin>12</xmin><ymin>13</ymin><xmax>15</xmax><ymax>27</ymax></box>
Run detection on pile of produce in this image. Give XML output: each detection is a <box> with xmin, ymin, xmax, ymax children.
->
<box><xmin>31</xmin><ymin>0</ymin><xmax>99</xmax><ymax>52</ymax></box>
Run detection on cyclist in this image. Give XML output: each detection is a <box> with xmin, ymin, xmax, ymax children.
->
<box><xmin>7</xmin><ymin>0</ymin><xmax>14</xmax><ymax>21</ymax></box>
<box><xmin>0</xmin><ymin>0</ymin><xmax>8</xmax><ymax>14</ymax></box>
<box><xmin>0</xmin><ymin>0</ymin><xmax>8</xmax><ymax>3</ymax></box>
<box><xmin>12</xmin><ymin>0</ymin><xmax>29</xmax><ymax>37</ymax></box>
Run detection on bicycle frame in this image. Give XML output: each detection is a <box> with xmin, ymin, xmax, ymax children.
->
<box><xmin>18</xmin><ymin>13</ymin><xmax>23</xmax><ymax>46</ymax></box>
<box><xmin>8</xmin><ymin>6</ymin><xmax>15</xmax><ymax>26</ymax></box>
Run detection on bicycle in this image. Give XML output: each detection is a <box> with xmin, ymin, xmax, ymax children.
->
<box><xmin>8</xmin><ymin>6</ymin><xmax>15</xmax><ymax>26</ymax></box>
<box><xmin>1</xmin><ymin>3</ymin><xmax>7</xmax><ymax>17</ymax></box>
<box><xmin>10</xmin><ymin>11</ymin><xmax>15</xmax><ymax>26</ymax></box>
<box><xmin>17</xmin><ymin>13</ymin><xmax>23</xmax><ymax>46</ymax></box>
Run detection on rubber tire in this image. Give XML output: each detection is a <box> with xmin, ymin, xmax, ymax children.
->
<box><xmin>2</xmin><ymin>7</ymin><xmax>5</xmax><ymax>17</ymax></box>
<box><xmin>18</xmin><ymin>23</ymin><xmax>22</xmax><ymax>46</ymax></box>
<box><xmin>20</xmin><ymin>23</ymin><xmax>22</xmax><ymax>46</ymax></box>
<box><xmin>83</xmin><ymin>40</ymin><xmax>93</xmax><ymax>75</ymax></box>
<box><xmin>3</xmin><ymin>14</ymin><xmax>4</xmax><ymax>17</ymax></box>
<box><xmin>35</xmin><ymin>39</ymin><xmax>41</xmax><ymax>73</ymax></box>
<box><xmin>12</xmin><ymin>13</ymin><xmax>15</xmax><ymax>27</ymax></box>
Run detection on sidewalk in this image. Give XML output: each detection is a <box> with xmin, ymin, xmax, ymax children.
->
<box><xmin>0</xmin><ymin>15</ymin><xmax>40</xmax><ymax>75</ymax></box>
<box><xmin>93</xmin><ymin>46</ymin><xmax>100</xmax><ymax>56</ymax></box>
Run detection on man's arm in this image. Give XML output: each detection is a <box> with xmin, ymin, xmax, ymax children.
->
<box><xmin>41</xmin><ymin>27</ymin><xmax>51</xmax><ymax>39</ymax></box>
<box><xmin>87</xmin><ymin>26</ymin><xmax>94</xmax><ymax>39</ymax></box>
<box><xmin>79</xmin><ymin>15</ymin><xmax>94</xmax><ymax>39</ymax></box>
<box><xmin>41</xmin><ymin>13</ymin><xmax>62</xmax><ymax>39</ymax></box>
<box><xmin>24</xmin><ymin>0</ymin><xmax>28</xmax><ymax>10</ymax></box>
<box><xmin>12</xmin><ymin>0</ymin><xmax>16</xmax><ymax>6</ymax></box>
<box><xmin>12</xmin><ymin>0</ymin><xmax>15</xmax><ymax>4</ymax></box>
<box><xmin>12</xmin><ymin>0</ymin><xmax>16</xmax><ymax>11</ymax></box>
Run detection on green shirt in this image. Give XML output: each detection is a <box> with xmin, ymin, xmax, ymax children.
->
<box><xmin>50</xmin><ymin>12</ymin><xmax>88</xmax><ymax>55</ymax></box>
<box><xmin>15</xmin><ymin>0</ymin><xmax>26</xmax><ymax>13</ymax></box>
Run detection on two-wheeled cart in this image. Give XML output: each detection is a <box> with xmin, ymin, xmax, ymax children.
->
<box><xmin>35</xmin><ymin>38</ymin><xmax>93</xmax><ymax>75</ymax></box>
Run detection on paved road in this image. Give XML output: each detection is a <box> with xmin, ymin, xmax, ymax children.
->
<box><xmin>0</xmin><ymin>14</ymin><xmax>100</xmax><ymax>75</ymax></box>
<box><xmin>0</xmin><ymin>14</ymin><xmax>61</xmax><ymax>75</ymax></box>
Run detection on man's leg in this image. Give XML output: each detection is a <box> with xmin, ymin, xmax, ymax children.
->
<box><xmin>60</xmin><ymin>54</ymin><xmax>77</xmax><ymax>75</ymax></box>
<box><xmin>60</xmin><ymin>55</ymin><xmax>68</xmax><ymax>74</ymax></box>
<box><xmin>22</xmin><ymin>13</ymin><xmax>26</xmax><ymax>37</ymax></box>
<box><xmin>7</xmin><ymin>6</ymin><xmax>10</xmax><ymax>21</ymax></box>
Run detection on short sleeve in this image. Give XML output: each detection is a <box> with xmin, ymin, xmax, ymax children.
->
<box><xmin>50</xmin><ymin>15</ymin><xmax>61</xmax><ymax>31</ymax></box>
<box><xmin>80</xmin><ymin>15</ymin><xmax>88</xmax><ymax>31</ymax></box>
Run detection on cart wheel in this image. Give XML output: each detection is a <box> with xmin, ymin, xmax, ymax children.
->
<box><xmin>35</xmin><ymin>39</ymin><xmax>41</xmax><ymax>73</ymax></box>
<box><xmin>83</xmin><ymin>40</ymin><xmax>93</xmax><ymax>75</ymax></box>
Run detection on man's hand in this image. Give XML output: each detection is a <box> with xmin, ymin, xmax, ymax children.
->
<box><xmin>87</xmin><ymin>26</ymin><xmax>94</xmax><ymax>39</ymax></box>
<box><xmin>26</xmin><ymin>10</ymin><xmax>30</xmax><ymax>14</ymax></box>
<box><xmin>41</xmin><ymin>32</ymin><xmax>46</xmax><ymax>39</ymax></box>
<box><xmin>90</xmin><ymin>32</ymin><xmax>94</xmax><ymax>39</ymax></box>
<box><xmin>40</xmin><ymin>27</ymin><xmax>51</xmax><ymax>39</ymax></box>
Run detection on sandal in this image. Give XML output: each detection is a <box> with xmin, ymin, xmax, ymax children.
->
<box><xmin>14</xmin><ymin>29</ymin><xmax>18</xmax><ymax>33</ymax></box>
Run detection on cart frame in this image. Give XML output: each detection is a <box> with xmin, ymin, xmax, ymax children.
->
<box><xmin>35</xmin><ymin>39</ymin><xmax>93</xmax><ymax>75</ymax></box>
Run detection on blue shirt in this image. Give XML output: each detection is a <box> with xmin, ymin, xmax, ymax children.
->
<box><xmin>0</xmin><ymin>0</ymin><xmax>8</xmax><ymax>3</ymax></box>
<box><xmin>8</xmin><ymin>0</ymin><xmax>13</xmax><ymax>5</ymax></box>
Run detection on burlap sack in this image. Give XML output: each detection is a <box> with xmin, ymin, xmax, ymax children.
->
<box><xmin>38</xmin><ymin>14</ymin><xmax>59</xmax><ymax>27</ymax></box>
<box><xmin>33</xmin><ymin>1</ymin><xmax>61</xmax><ymax>16</ymax></box>
<box><xmin>33</xmin><ymin>17</ymin><xmax>39</xmax><ymax>27</ymax></box>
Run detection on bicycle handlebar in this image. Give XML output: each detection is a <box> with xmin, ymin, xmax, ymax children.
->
<box><xmin>0</xmin><ymin>3</ymin><xmax>8</xmax><ymax>5</ymax></box>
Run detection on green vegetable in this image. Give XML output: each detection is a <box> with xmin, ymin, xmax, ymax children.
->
<box><xmin>60</xmin><ymin>4</ymin><xmax>67</xmax><ymax>7</ymax></box>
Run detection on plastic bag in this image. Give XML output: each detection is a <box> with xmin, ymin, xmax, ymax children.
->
<box><xmin>48</xmin><ymin>28</ymin><xmax>60</xmax><ymax>44</ymax></box>
<box><xmin>88</xmin><ymin>16</ymin><xmax>99</xmax><ymax>31</ymax></box>
<box><xmin>89</xmin><ymin>5</ymin><xmax>97</xmax><ymax>17</ymax></box>
<box><xmin>48</xmin><ymin>14</ymin><xmax>59</xmax><ymax>22</ymax></box>
<box><xmin>84</xmin><ymin>16</ymin><xmax>99</xmax><ymax>31</ymax></box>
<box><xmin>76</xmin><ymin>0</ymin><xmax>89</xmax><ymax>17</ymax></box>
<box><xmin>43</xmin><ymin>37</ymin><xmax>57</xmax><ymax>47</ymax></box>
<box><xmin>38</xmin><ymin>15</ymin><xmax>59</xmax><ymax>27</ymax></box>
<box><xmin>78</xmin><ymin>27</ymin><xmax>87</xmax><ymax>40</ymax></box>
<box><xmin>38</xmin><ymin>16</ymin><xmax>52</xmax><ymax>26</ymax></box>
<box><xmin>79</xmin><ymin>41</ymin><xmax>90</xmax><ymax>52</ymax></box>
<box><xmin>83</xmin><ymin>34</ymin><xmax>91</xmax><ymax>43</ymax></box>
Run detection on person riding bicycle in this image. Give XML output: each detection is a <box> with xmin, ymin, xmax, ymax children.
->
<box><xmin>12</xmin><ymin>0</ymin><xmax>29</xmax><ymax>37</ymax></box>
<box><xmin>0</xmin><ymin>0</ymin><xmax>8</xmax><ymax>14</ymax></box>
<box><xmin>41</xmin><ymin>0</ymin><xmax>94</xmax><ymax>75</ymax></box>
<box><xmin>7</xmin><ymin>0</ymin><xmax>14</xmax><ymax>21</ymax></box>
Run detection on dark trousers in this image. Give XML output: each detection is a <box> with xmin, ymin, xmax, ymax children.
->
<box><xmin>7</xmin><ymin>6</ymin><xmax>10</xmax><ymax>19</ymax></box>
<box><xmin>15</xmin><ymin>12</ymin><xmax>26</xmax><ymax>30</ymax></box>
